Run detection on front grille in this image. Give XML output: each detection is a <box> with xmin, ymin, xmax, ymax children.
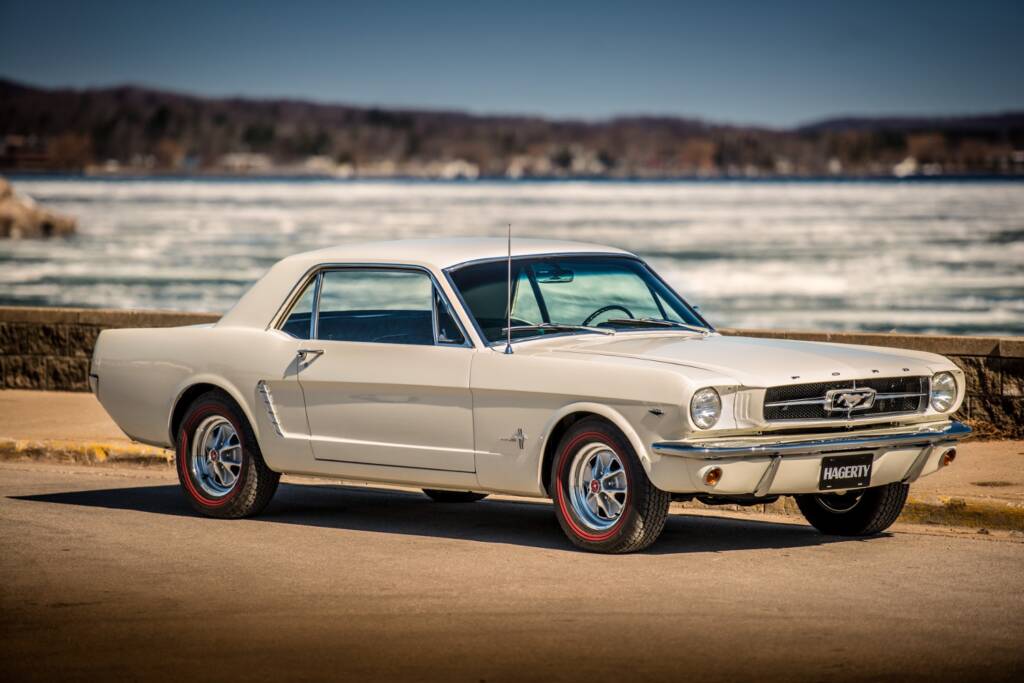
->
<box><xmin>763</xmin><ymin>376</ymin><xmax>928</xmax><ymax>421</ymax></box>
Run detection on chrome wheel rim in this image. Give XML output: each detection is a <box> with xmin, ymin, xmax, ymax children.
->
<box><xmin>568</xmin><ymin>442</ymin><xmax>628</xmax><ymax>531</ymax></box>
<box><xmin>815</xmin><ymin>490</ymin><xmax>865</xmax><ymax>514</ymax></box>
<box><xmin>191</xmin><ymin>416</ymin><xmax>242</xmax><ymax>497</ymax></box>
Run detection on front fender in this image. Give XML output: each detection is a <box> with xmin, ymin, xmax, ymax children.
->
<box><xmin>536</xmin><ymin>401</ymin><xmax>654</xmax><ymax>492</ymax></box>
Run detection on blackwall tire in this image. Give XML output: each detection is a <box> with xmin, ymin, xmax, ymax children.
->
<box><xmin>550</xmin><ymin>417</ymin><xmax>670</xmax><ymax>553</ymax></box>
<box><xmin>176</xmin><ymin>390</ymin><xmax>279</xmax><ymax>519</ymax></box>
<box><xmin>795</xmin><ymin>482</ymin><xmax>909</xmax><ymax>536</ymax></box>
<box><xmin>422</xmin><ymin>489</ymin><xmax>489</xmax><ymax>503</ymax></box>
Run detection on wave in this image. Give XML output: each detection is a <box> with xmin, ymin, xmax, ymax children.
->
<box><xmin>1</xmin><ymin>179</ymin><xmax>1021</xmax><ymax>335</ymax></box>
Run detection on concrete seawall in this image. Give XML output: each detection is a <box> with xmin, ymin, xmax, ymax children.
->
<box><xmin>1</xmin><ymin>306</ymin><xmax>1021</xmax><ymax>438</ymax></box>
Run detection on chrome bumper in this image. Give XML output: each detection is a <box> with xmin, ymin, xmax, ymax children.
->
<box><xmin>652</xmin><ymin>421</ymin><xmax>971</xmax><ymax>460</ymax></box>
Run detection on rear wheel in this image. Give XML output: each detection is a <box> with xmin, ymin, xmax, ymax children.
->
<box><xmin>795</xmin><ymin>482</ymin><xmax>908</xmax><ymax>536</ymax></box>
<box><xmin>550</xmin><ymin>418</ymin><xmax>670</xmax><ymax>553</ymax></box>
<box><xmin>422</xmin><ymin>489</ymin><xmax>488</xmax><ymax>503</ymax></box>
<box><xmin>176</xmin><ymin>390</ymin><xmax>279</xmax><ymax>519</ymax></box>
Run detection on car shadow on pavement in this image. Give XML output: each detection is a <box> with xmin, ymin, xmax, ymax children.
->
<box><xmin>13</xmin><ymin>481</ymin><xmax>862</xmax><ymax>554</ymax></box>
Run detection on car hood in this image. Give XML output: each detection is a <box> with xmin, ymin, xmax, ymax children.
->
<box><xmin>541</xmin><ymin>332</ymin><xmax>949</xmax><ymax>387</ymax></box>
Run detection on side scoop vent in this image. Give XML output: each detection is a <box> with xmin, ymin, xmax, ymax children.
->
<box><xmin>257</xmin><ymin>380</ymin><xmax>284</xmax><ymax>437</ymax></box>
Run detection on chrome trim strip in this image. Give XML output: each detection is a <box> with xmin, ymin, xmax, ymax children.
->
<box><xmin>753</xmin><ymin>455</ymin><xmax>782</xmax><ymax>497</ymax></box>
<box><xmin>764</xmin><ymin>398</ymin><xmax>829</xmax><ymax>408</ymax></box>
<box><xmin>652</xmin><ymin>421</ymin><xmax>971</xmax><ymax>460</ymax></box>
<box><xmin>874</xmin><ymin>391</ymin><xmax>929</xmax><ymax>400</ymax></box>
<box><xmin>309</xmin><ymin>271</ymin><xmax>322</xmax><ymax>341</ymax></box>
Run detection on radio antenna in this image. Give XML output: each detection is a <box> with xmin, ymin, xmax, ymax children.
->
<box><xmin>504</xmin><ymin>223</ymin><xmax>513</xmax><ymax>355</ymax></box>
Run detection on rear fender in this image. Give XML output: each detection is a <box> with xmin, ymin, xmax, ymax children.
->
<box><xmin>167</xmin><ymin>374</ymin><xmax>262</xmax><ymax>447</ymax></box>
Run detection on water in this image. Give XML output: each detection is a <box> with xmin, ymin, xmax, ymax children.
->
<box><xmin>1</xmin><ymin>178</ymin><xmax>1022</xmax><ymax>336</ymax></box>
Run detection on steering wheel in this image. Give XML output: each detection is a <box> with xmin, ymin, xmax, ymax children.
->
<box><xmin>582</xmin><ymin>304</ymin><xmax>634</xmax><ymax>327</ymax></box>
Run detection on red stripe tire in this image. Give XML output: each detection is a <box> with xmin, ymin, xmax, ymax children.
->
<box><xmin>176</xmin><ymin>390</ymin><xmax>279</xmax><ymax>519</ymax></box>
<box><xmin>550</xmin><ymin>417</ymin><xmax>670</xmax><ymax>553</ymax></box>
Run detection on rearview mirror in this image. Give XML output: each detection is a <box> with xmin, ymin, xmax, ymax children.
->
<box><xmin>534</xmin><ymin>263</ymin><xmax>574</xmax><ymax>283</ymax></box>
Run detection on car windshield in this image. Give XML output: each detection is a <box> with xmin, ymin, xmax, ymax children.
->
<box><xmin>448</xmin><ymin>255</ymin><xmax>709</xmax><ymax>344</ymax></box>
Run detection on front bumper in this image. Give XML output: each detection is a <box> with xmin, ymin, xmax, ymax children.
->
<box><xmin>648</xmin><ymin>421</ymin><xmax>971</xmax><ymax>497</ymax></box>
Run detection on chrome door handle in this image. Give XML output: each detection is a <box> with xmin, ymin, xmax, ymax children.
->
<box><xmin>296</xmin><ymin>348</ymin><xmax>325</xmax><ymax>361</ymax></box>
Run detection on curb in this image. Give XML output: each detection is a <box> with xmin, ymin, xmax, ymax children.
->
<box><xmin>3</xmin><ymin>439</ymin><xmax>1022</xmax><ymax>531</ymax></box>
<box><xmin>674</xmin><ymin>493</ymin><xmax>1024</xmax><ymax>532</ymax></box>
<box><xmin>900</xmin><ymin>496</ymin><xmax>1024</xmax><ymax>531</ymax></box>
<box><xmin>0</xmin><ymin>438</ymin><xmax>172</xmax><ymax>467</ymax></box>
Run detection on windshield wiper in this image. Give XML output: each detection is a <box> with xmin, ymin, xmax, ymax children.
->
<box><xmin>604</xmin><ymin>318</ymin><xmax>710</xmax><ymax>335</ymax></box>
<box><xmin>503</xmin><ymin>323</ymin><xmax>616</xmax><ymax>336</ymax></box>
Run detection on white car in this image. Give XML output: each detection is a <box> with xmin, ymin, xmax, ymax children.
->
<box><xmin>92</xmin><ymin>238</ymin><xmax>970</xmax><ymax>553</ymax></box>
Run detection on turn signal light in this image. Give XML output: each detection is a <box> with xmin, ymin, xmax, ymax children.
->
<box><xmin>703</xmin><ymin>467</ymin><xmax>723</xmax><ymax>487</ymax></box>
<box><xmin>940</xmin><ymin>448</ymin><xmax>957</xmax><ymax>468</ymax></box>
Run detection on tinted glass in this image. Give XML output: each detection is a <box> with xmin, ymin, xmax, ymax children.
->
<box><xmin>434</xmin><ymin>289</ymin><xmax>466</xmax><ymax>345</ymax></box>
<box><xmin>281</xmin><ymin>278</ymin><xmax>316</xmax><ymax>339</ymax></box>
<box><xmin>316</xmin><ymin>269</ymin><xmax>434</xmax><ymax>345</ymax></box>
<box><xmin>450</xmin><ymin>256</ymin><xmax>706</xmax><ymax>344</ymax></box>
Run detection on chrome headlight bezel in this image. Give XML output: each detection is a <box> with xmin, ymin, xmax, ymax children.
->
<box><xmin>690</xmin><ymin>387</ymin><xmax>722</xmax><ymax>430</ymax></box>
<box><xmin>930</xmin><ymin>371</ymin><xmax>957</xmax><ymax>412</ymax></box>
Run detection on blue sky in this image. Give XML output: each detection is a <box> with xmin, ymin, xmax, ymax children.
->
<box><xmin>1</xmin><ymin>0</ymin><xmax>1021</xmax><ymax>126</ymax></box>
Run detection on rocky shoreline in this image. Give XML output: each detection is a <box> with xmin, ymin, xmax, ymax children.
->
<box><xmin>0</xmin><ymin>176</ymin><xmax>76</xmax><ymax>238</ymax></box>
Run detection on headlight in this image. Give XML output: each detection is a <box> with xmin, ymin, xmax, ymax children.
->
<box><xmin>690</xmin><ymin>387</ymin><xmax>722</xmax><ymax>429</ymax></box>
<box><xmin>930</xmin><ymin>372</ymin><xmax>957</xmax><ymax>412</ymax></box>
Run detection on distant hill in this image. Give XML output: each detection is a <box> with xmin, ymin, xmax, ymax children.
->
<box><xmin>797</xmin><ymin>113</ymin><xmax>1024</xmax><ymax>134</ymax></box>
<box><xmin>1</xmin><ymin>78</ymin><xmax>1022</xmax><ymax>178</ymax></box>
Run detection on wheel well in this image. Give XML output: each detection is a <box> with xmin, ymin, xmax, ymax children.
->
<box><xmin>541</xmin><ymin>411</ymin><xmax>605</xmax><ymax>496</ymax></box>
<box><xmin>169</xmin><ymin>383</ymin><xmax>224</xmax><ymax>445</ymax></box>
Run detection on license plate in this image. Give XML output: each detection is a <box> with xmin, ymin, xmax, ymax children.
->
<box><xmin>818</xmin><ymin>452</ymin><xmax>873</xmax><ymax>491</ymax></box>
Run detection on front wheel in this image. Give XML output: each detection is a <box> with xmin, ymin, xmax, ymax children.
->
<box><xmin>794</xmin><ymin>482</ymin><xmax>909</xmax><ymax>536</ymax></box>
<box><xmin>176</xmin><ymin>390</ymin><xmax>280</xmax><ymax>519</ymax></box>
<box><xmin>550</xmin><ymin>418</ymin><xmax>670</xmax><ymax>553</ymax></box>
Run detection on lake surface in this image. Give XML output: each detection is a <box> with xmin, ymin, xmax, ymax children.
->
<box><xmin>1</xmin><ymin>178</ymin><xmax>1022</xmax><ymax>335</ymax></box>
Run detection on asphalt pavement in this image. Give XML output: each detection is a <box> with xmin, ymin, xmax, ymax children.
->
<box><xmin>1</xmin><ymin>461</ymin><xmax>1022</xmax><ymax>682</ymax></box>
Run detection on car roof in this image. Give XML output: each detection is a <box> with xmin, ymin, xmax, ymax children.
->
<box><xmin>217</xmin><ymin>237</ymin><xmax>634</xmax><ymax>329</ymax></box>
<box><xmin>293</xmin><ymin>237</ymin><xmax>632</xmax><ymax>270</ymax></box>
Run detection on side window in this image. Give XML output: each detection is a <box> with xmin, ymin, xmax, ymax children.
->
<box><xmin>435</xmin><ymin>289</ymin><xmax>466</xmax><ymax>345</ymax></box>
<box><xmin>281</xmin><ymin>277</ymin><xmax>316</xmax><ymax>339</ymax></box>
<box><xmin>316</xmin><ymin>269</ymin><xmax>435</xmax><ymax>345</ymax></box>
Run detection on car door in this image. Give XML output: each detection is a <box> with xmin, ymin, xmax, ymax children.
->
<box><xmin>296</xmin><ymin>266</ymin><xmax>476</xmax><ymax>472</ymax></box>
<box><xmin>252</xmin><ymin>283</ymin><xmax>319</xmax><ymax>469</ymax></box>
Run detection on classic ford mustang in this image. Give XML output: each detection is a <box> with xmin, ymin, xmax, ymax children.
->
<box><xmin>91</xmin><ymin>238</ymin><xmax>970</xmax><ymax>553</ymax></box>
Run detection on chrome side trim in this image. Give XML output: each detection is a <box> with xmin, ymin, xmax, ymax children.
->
<box><xmin>753</xmin><ymin>455</ymin><xmax>782</xmax><ymax>497</ymax></box>
<box><xmin>652</xmin><ymin>421</ymin><xmax>971</xmax><ymax>460</ymax></box>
